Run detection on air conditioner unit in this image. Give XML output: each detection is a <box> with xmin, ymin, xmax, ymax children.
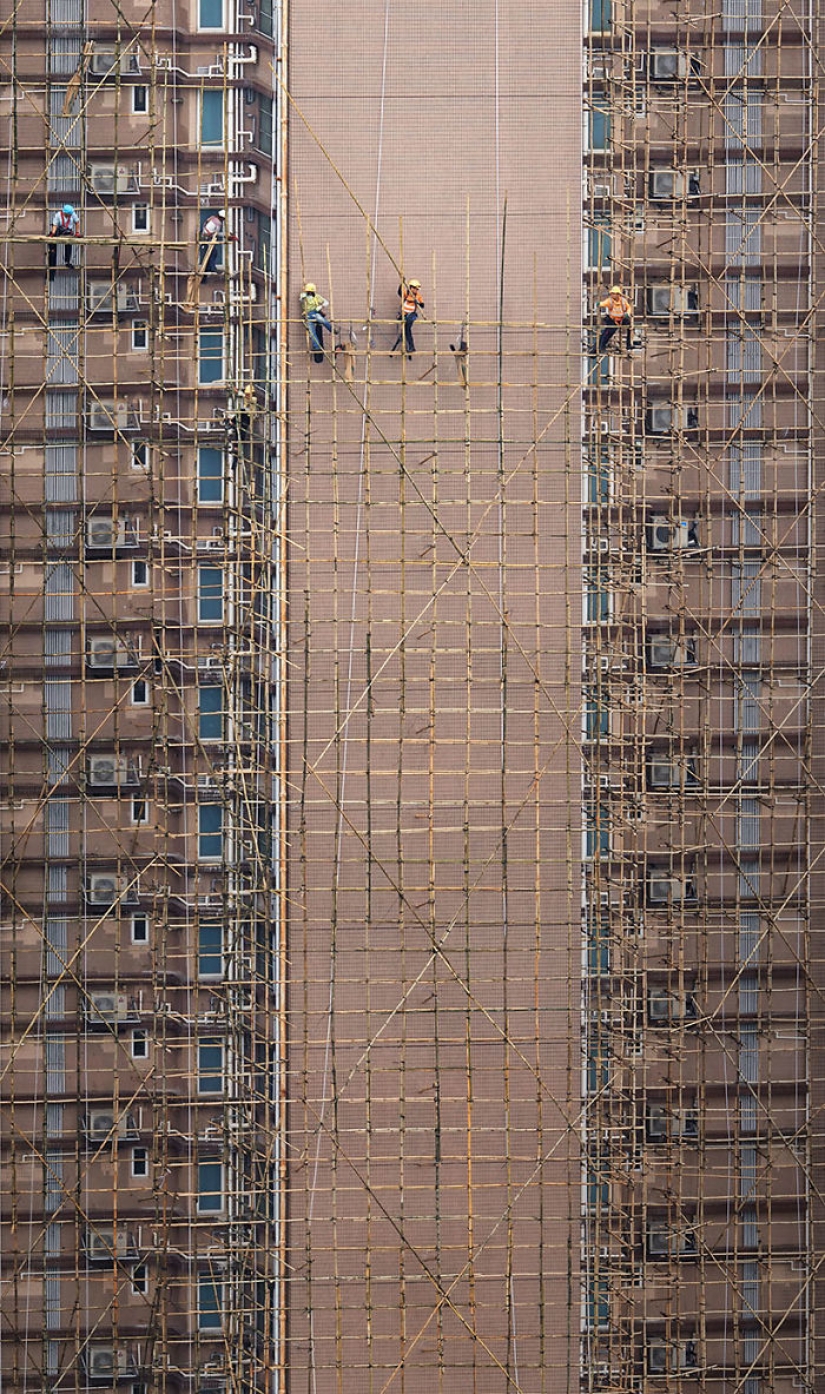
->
<box><xmin>88</xmin><ymin>43</ymin><xmax>142</xmax><ymax>77</ymax></box>
<box><xmin>86</xmin><ymin>873</ymin><xmax>137</xmax><ymax>906</ymax></box>
<box><xmin>645</xmin><ymin>404</ymin><xmax>698</xmax><ymax>435</ymax></box>
<box><xmin>85</xmin><ymin>991</ymin><xmax>134</xmax><ymax>1026</ymax></box>
<box><xmin>649</xmin><ymin>169</ymin><xmax>685</xmax><ymax>200</ymax></box>
<box><xmin>88</xmin><ymin>281</ymin><xmax>140</xmax><ymax>315</ymax></box>
<box><xmin>649</xmin><ymin>49</ymin><xmax>689</xmax><ymax>81</ymax></box>
<box><xmin>645</xmin><ymin>1105</ymin><xmax>669</xmax><ymax>1142</ymax></box>
<box><xmin>584</xmin><ymin>537</ymin><xmax>610</xmax><ymax>556</ymax></box>
<box><xmin>647</xmin><ymin>757</ymin><xmax>697</xmax><ymax>790</ymax></box>
<box><xmin>89</xmin><ymin>163</ymin><xmax>138</xmax><ymax>196</ymax></box>
<box><xmin>83</xmin><ymin>1345</ymin><xmax>139</xmax><ymax>1381</ymax></box>
<box><xmin>87</xmin><ymin>637</ymin><xmax>139</xmax><ymax>671</ymax></box>
<box><xmin>87</xmin><ymin>755</ymin><xmax>140</xmax><ymax>788</ymax></box>
<box><xmin>86</xmin><ymin>516</ymin><xmax>137</xmax><ymax>551</ymax></box>
<box><xmin>648</xmin><ymin>516</ymin><xmax>695</xmax><ymax>552</ymax></box>
<box><xmin>647</xmin><ymin>636</ymin><xmax>696</xmax><ymax>670</ymax></box>
<box><xmin>85</xmin><ymin>1110</ymin><xmax>139</xmax><ymax>1140</ymax></box>
<box><xmin>647</xmin><ymin>874</ymin><xmax>695</xmax><ymax>905</ymax></box>
<box><xmin>648</xmin><ymin>989</ymin><xmax>697</xmax><ymax>1024</ymax></box>
<box><xmin>646</xmin><ymin>285</ymin><xmax>698</xmax><ymax>317</ymax></box>
<box><xmin>85</xmin><ymin>1226</ymin><xmax>138</xmax><ymax>1260</ymax></box>
<box><xmin>87</xmin><ymin>400</ymin><xmax>139</xmax><ymax>433</ymax></box>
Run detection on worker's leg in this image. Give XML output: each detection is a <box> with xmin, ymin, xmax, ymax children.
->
<box><xmin>598</xmin><ymin>322</ymin><xmax>617</xmax><ymax>352</ymax></box>
<box><xmin>306</xmin><ymin>314</ymin><xmax>323</xmax><ymax>353</ymax></box>
<box><xmin>623</xmin><ymin>314</ymin><xmax>633</xmax><ymax>349</ymax></box>
<box><xmin>404</xmin><ymin>311</ymin><xmax>417</xmax><ymax>355</ymax></box>
<box><xmin>48</xmin><ymin>240</ymin><xmax>58</xmax><ymax>278</ymax></box>
<box><xmin>63</xmin><ymin>236</ymin><xmax>74</xmax><ymax>268</ymax></box>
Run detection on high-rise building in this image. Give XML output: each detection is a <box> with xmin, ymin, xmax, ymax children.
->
<box><xmin>0</xmin><ymin>1</ymin><xmax>820</xmax><ymax>1392</ymax></box>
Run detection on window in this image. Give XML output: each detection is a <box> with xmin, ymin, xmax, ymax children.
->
<box><xmin>199</xmin><ymin>0</ymin><xmax>224</xmax><ymax>28</ymax></box>
<box><xmin>586</xmin><ymin>354</ymin><xmax>611</xmax><ymax>386</ymax></box>
<box><xmin>585</xmin><ymin>569</ymin><xmax>611</xmax><ymax>623</ymax></box>
<box><xmin>199</xmin><ymin>685</ymin><xmax>224</xmax><ymax>741</ymax></box>
<box><xmin>587</xmin><ymin>102</ymin><xmax>611</xmax><ymax>152</ymax></box>
<box><xmin>198</xmin><ymin>330</ymin><xmax>224</xmax><ymax>385</ymax></box>
<box><xmin>585</xmin><ymin>802</ymin><xmax>610</xmax><ymax>859</ymax></box>
<box><xmin>132</xmin><ymin>85</ymin><xmax>148</xmax><ymax>114</ymax></box>
<box><xmin>198</xmin><ymin>565</ymin><xmax>224</xmax><ymax>623</ymax></box>
<box><xmin>198</xmin><ymin>921</ymin><xmax>224</xmax><ymax>977</ymax></box>
<box><xmin>198</xmin><ymin>1037</ymin><xmax>224</xmax><ymax>1093</ymax></box>
<box><xmin>132</xmin><ymin>797</ymin><xmax>147</xmax><ymax>824</ymax></box>
<box><xmin>588</xmin><ymin>0</ymin><xmax>611</xmax><ymax>30</ymax></box>
<box><xmin>132</xmin><ymin>1030</ymin><xmax>149</xmax><ymax>1059</ymax></box>
<box><xmin>585</xmin><ymin>447</ymin><xmax>612</xmax><ymax>505</ymax></box>
<box><xmin>132</xmin><ymin>1147</ymin><xmax>149</xmax><ymax>1178</ymax></box>
<box><xmin>132</xmin><ymin>1264</ymin><xmax>148</xmax><ymax>1296</ymax></box>
<box><xmin>132</xmin><ymin>321</ymin><xmax>148</xmax><ymax>352</ymax></box>
<box><xmin>197</xmin><ymin>1160</ymin><xmax>224</xmax><ymax>1212</ymax></box>
<box><xmin>257</xmin><ymin>93</ymin><xmax>273</xmax><ymax>156</ymax></box>
<box><xmin>197</xmin><ymin>446</ymin><xmax>224</xmax><ymax>503</ymax></box>
<box><xmin>131</xmin><ymin>914</ymin><xmax>149</xmax><ymax>945</ymax></box>
<box><xmin>132</xmin><ymin>204</ymin><xmax>149</xmax><ymax>234</ymax></box>
<box><xmin>131</xmin><ymin>678</ymin><xmax>150</xmax><ymax>705</ymax></box>
<box><xmin>198</xmin><ymin>804</ymin><xmax>223</xmax><ymax>860</ymax></box>
<box><xmin>132</xmin><ymin>559</ymin><xmax>149</xmax><ymax>588</ymax></box>
<box><xmin>586</xmin><ymin>913</ymin><xmax>611</xmax><ymax>975</ymax></box>
<box><xmin>585</xmin><ymin>691</ymin><xmax>609</xmax><ymax>741</ymax></box>
<box><xmin>585</xmin><ymin>215</ymin><xmax>611</xmax><ymax>272</ymax></box>
<box><xmin>200</xmin><ymin>90</ymin><xmax>224</xmax><ymax>145</ymax></box>
<box><xmin>256</xmin><ymin>0</ymin><xmax>273</xmax><ymax>36</ymax></box>
<box><xmin>198</xmin><ymin>1276</ymin><xmax>223</xmax><ymax>1330</ymax></box>
<box><xmin>131</xmin><ymin>440</ymin><xmax>150</xmax><ymax>471</ymax></box>
<box><xmin>585</xmin><ymin>1273</ymin><xmax>609</xmax><ymax>1330</ymax></box>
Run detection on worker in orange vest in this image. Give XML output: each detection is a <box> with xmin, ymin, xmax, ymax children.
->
<box><xmin>393</xmin><ymin>279</ymin><xmax>424</xmax><ymax>356</ymax></box>
<box><xmin>598</xmin><ymin>285</ymin><xmax>633</xmax><ymax>352</ymax></box>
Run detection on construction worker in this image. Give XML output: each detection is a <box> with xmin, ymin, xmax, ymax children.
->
<box><xmin>300</xmin><ymin>283</ymin><xmax>333</xmax><ymax>362</ymax></box>
<box><xmin>48</xmin><ymin>204</ymin><xmax>80</xmax><ymax>278</ymax></box>
<box><xmin>394</xmin><ymin>279</ymin><xmax>424</xmax><ymax>356</ymax></box>
<box><xmin>598</xmin><ymin>285</ymin><xmax>633</xmax><ymax>352</ymax></box>
<box><xmin>200</xmin><ymin>209</ymin><xmax>235</xmax><ymax>275</ymax></box>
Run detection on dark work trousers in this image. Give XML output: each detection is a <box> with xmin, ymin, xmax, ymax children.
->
<box><xmin>306</xmin><ymin>311</ymin><xmax>332</xmax><ymax>355</ymax></box>
<box><xmin>403</xmin><ymin>310</ymin><xmax>418</xmax><ymax>354</ymax></box>
<box><xmin>598</xmin><ymin>314</ymin><xmax>632</xmax><ymax>351</ymax></box>
<box><xmin>48</xmin><ymin>232</ymin><xmax>75</xmax><ymax>273</ymax></box>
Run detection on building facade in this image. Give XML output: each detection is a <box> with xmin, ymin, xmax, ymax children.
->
<box><xmin>0</xmin><ymin>0</ymin><xmax>822</xmax><ymax>1392</ymax></box>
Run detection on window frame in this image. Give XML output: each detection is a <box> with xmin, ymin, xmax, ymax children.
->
<box><xmin>131</xmin><ymin>1029</ymin><xmax>149</xmax><ymax>1060</ymax></box>
<box><xmin>197</xmin><ymin>803</ymin><xmax>224</xmax><ymax>860</ymax></box>
<box><xmin>200</xmin><ymin>89</ymin><xmax>225</xmax><ymax>146</ymax></box>
<box><xmin>132</xmin><ymin>84</ymin><xmax>148</xmax><ymax>115</ymax></box>
<box><xmin>198</xmin><ymin>684</ymin><xmax>224</xmax><ymax>741</ymax></box>
<box><xmin>132</xmin><ymin>1146</ymin><xmax>149</xmax><ymax>1179</ymax></box>
<box><xmin>130</xmin><ymin>678</ymin><xmax>150</xmax><ymax>706</ymax></box>
<box><xmin>198</xmin><ymin>0</ymin><xmax>225</xmax><ymax>30</ymax></box>
<box><xmin>197</xmin><ymin>565</ymin><xmax>225</xmax><ymax>623</ymax></box>
<box><xmin>131</xmin><ymin>558</ymin><xmax>149</xmax><ymax>588</ymax></box>
<box><xmin>198</xmin><ymin>329</ymin><xmax>225</xmax><ymax>386</ymax></box>
<box><xmin>132</xmin><ymin>204</ymin><xmax>150</xmax><ymax>234</ymax></box>
<box><xmin>197</xmin><ymin>445</ymin><xmax>224</xmax><ymax>503</ymax></box>
<box><xmin>197</xmin><ymin>1159</ymin><xmax>225</xmax><ymax>1213</ymax></box>
<box><xmin>131</xmin><ymin>321</ymin><xmax>148</xmax><ymax>352</ymax></box>
<box><xmin>198</xmin><ymin>1275</ymin><xmax>224</xmax><ymax>1331</ymax></box>
<box><xmin>198</xmin><ymin>920</ymin><xmax>225</xmax><ymax>978</ymax></box>
<box><xmin>197</xmin><ymin>1037</ymin><xmax>225</xmax><ymax>1094</ymax></box>
<box><xmin>131</xmin><ymin>913</ymin><xmax>149</xmax><ymax>945</ymax></box>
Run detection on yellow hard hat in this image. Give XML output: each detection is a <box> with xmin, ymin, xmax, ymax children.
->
<box><xmin>610</xmin><ymin>285</ymin><xmax>622</xmax><ymax>294</ymax></box>
<box><xmin>303</xmin><ymin>282</ymin><xmax>316</xmax><ymax>294</ymax></box>
<box><xmin>408</xmin><ymin>278</ymin><xmax>421</xmax><ymax>288</ymax></box>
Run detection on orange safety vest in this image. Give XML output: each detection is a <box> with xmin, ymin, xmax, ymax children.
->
<box><xmin>600</xmin><ymin>293</ymin><xmax>631</xmax><ymax>324</ymax></box>
<box><xmin>401</xmin><ymin>284</ymin><xmax>424</xmax><ymax>315</ymax></box>
<box><xmin>53</xmin><ymin>210</ymin><xmax>77</xmax><ymax>234</ymax></box>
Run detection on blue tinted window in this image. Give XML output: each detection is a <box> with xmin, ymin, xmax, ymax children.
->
<box><xmin>198</xmin><ymin>922</ymin><xmax>224</xmax><ymax>977</ymax></box>
<box><xmin>198</xmin><ymin>566</ymin><xmax>224</xmax><ymax>622</ymax></box>
<box><xmin>197</xmin><ymin>1161</ymin><xmax>223</xmax><ymax>1211</ymax></box>
<box><xmin>198</xmin><ymin>1276</ymin><xmax>223</xmax><ymax>1328</ymax></box>
<box><xmin>199</xmin><ymin>0</ymin><xmax>223</xmax><ymax>25</ymax></box>
<box><xmin>200</xmin><ymin>90</ymin><xmax>224</xmax><ymax>145</ymax></box>
<box><xmin>198</xmin><ymin>804</ymin><xmax>223</xmax><ymax>859</ymax></box>
<box><xmin>198</xmin><ymin>447</ymin><xmax>223</xmax><ymax>503</ymax></box>
<box><xmin>198</xmin><ymin>1038</ymin><xmax>224</xmax><ymax>1092</ymax></box>
<box><xmin>198</xmin><ymin>331</ymin><xmax>224</xmax><ymax>384</ymax></box>
<box><xmin>199</xmin><ymin>685</ymin><xmax>224</xmax><ymax>740</ymax></box>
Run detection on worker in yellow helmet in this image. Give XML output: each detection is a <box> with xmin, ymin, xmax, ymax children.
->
<box><xmin>598</xmin><ymin>285</ymin><xmax>633</xmax><ymax>352</ymax></box>
<box><xmin>392</xmin><ymin>278</ymin><xmax>425</xmax><ymax>357</ymax></box>
<box><xmin>300</xmin><ymin>282</ymin><xmax>333</xmax><ymax>362</ymax></box>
